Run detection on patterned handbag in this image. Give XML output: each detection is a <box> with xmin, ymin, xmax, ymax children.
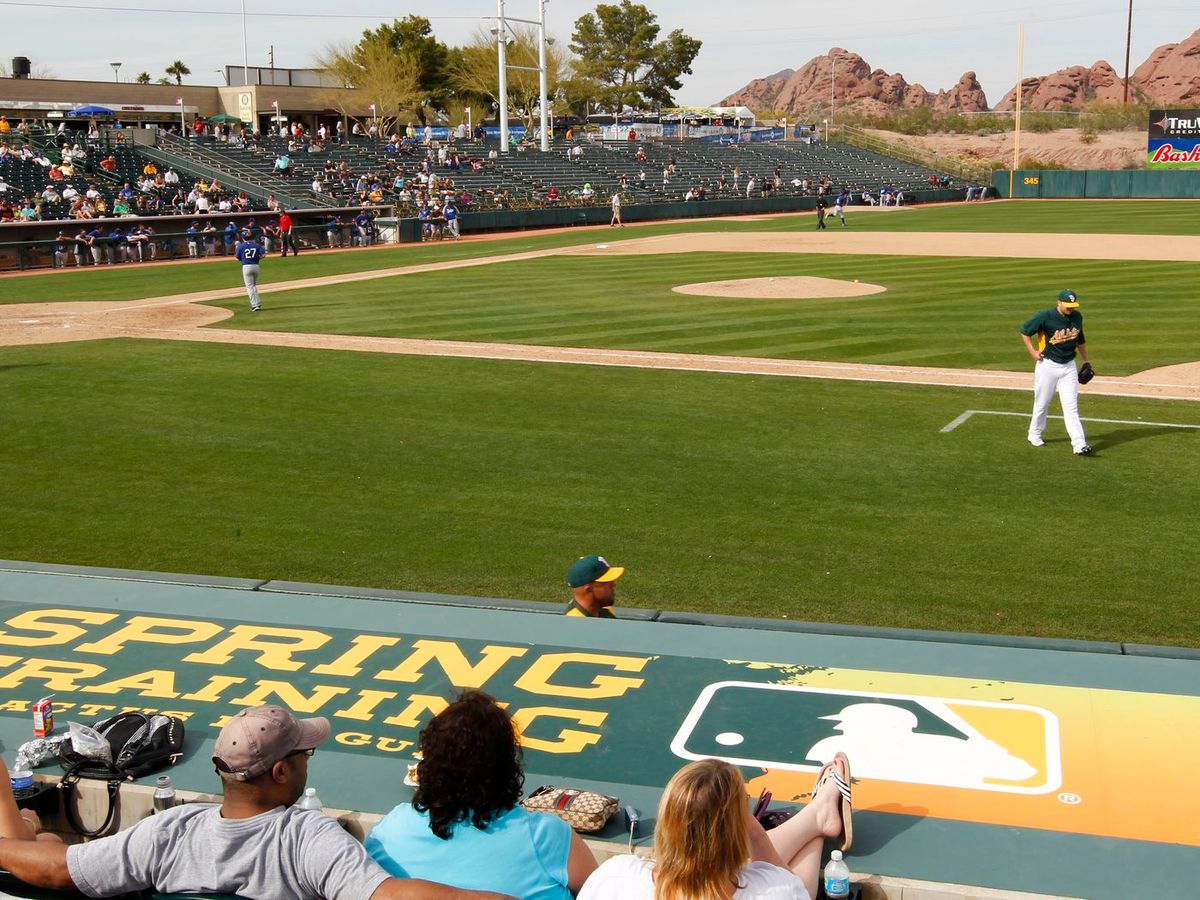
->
<box><xmin>521</xmin><ymin>784</ymin><xmax>619</xmax><ymax>832</ymax></box>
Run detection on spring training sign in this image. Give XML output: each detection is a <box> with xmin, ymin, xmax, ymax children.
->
<box><xmin>1147</xmin><ymin>108</ymin><xmax>1200</xmax><ymax>169</ymax></box>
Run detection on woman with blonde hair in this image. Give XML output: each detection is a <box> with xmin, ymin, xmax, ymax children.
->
<box><xmin>579</xmin><ymin>755</ymin><xmax>851</xmax><ymax>900</ymax></box>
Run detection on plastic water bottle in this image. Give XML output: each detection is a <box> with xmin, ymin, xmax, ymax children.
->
<box><xmin>152</xmin><ymin>775</ymin><xmax>176</xmax><ymax>812</ymax></box>
<box><xmin>823</xmin><ymin>850</ymin><xmax>850</xmax><ymax>899</ymax></box>
<box><xmin>9</xmin><ymin>761</ymin><xmax>34</xmax><ymax>798</ymax></box>
<box><xmin>297</xmin><ymin>787</ymin><xmax>324</xmax><ymax>812</ymax></box>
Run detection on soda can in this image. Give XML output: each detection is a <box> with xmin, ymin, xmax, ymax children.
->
<box><xmin>32</xmin><ymin>696</ymin><xmax>54</xmax><ymax>737</ymax></box>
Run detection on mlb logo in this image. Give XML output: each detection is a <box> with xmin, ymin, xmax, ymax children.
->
<box><xmin>670</xmin><ymin>681</ymin><xmax>1062</xmax><ymax>795</ymax></box>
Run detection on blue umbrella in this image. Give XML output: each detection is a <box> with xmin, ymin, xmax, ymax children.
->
<box><xmin>68</xmin><ymin>105</ymin><xmax>115</xmax><ymax>117</ymax></box>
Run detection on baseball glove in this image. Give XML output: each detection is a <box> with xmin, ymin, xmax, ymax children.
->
<box><xmin>1078</xmin><ymin>362</ymin><xmax>1095</xmax><ymax>384</ymax></box>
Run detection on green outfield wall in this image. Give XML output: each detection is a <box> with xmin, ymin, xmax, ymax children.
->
<box><xmin>995</xmin><ymin>169</ymin><xmax>1200</xmax><ymax>199</ymax></box>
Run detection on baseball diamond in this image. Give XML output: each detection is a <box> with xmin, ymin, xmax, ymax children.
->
<box><xmin>1</xmin><ymin>197</ymin><xmax>1198</xmax><ymax>900</ymax></box>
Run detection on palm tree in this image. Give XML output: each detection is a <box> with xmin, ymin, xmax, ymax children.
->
<box><xmin>165</xmin><ymin>60</ymin><xmax>190</xmax><ymax>86</ymax></box>
<box><xmin>135</xmin><ymin>72</ymin><xmax>151</xmax><ymax>84</ymax></box>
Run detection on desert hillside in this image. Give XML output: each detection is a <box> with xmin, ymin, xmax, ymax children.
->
<box><xmin>722</xmin><ymin>29</ymin><xmax>1200</xmax><ymax>115</ymax></box>
<box><xmin>871</xmin><ymin>128</ymin><xmax>1146</xmax><ymax>170</ymax></box>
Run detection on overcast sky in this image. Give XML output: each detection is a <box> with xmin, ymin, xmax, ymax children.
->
<box><xmin>5</xmin><ymin>1</ymin><xmax>1197</xmax><ymax>107</ymax></box>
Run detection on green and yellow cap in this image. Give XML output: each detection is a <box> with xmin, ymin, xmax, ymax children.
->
<box><xmin>1057</xmin><ymin>289</ymin><xmax>1080</xmax><ymax>308</ymax></box>
<box><xmin>567</xmin><ymin>554</ymin><xmax>624</xmax><ymax>588</ymax></box>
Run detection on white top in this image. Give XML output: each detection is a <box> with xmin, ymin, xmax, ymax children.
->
<box><xmin>578</xmin><ymin>855</ymin><xmax>810</xmax><ymax>900</ymax></box>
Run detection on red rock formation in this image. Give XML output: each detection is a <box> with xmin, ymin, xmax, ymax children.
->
<box><xmin>1132</xmin><ymin>29</ymin><xmax>1200</xmax><ymax>105</ymax></box>
<box><xmin>719</xmin><ymin>49</ymin><xmax>988</xmax><ymax>116</ymax></box>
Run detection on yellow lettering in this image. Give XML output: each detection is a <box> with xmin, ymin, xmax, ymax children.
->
<box><xmin>374</xmin><ymin>640</ymin><xmax>526</xmax><ymax>687</ymax></box>
<box><xmin>0</xmin><ymin>700</ymin><xmax>29</xmax><ymax>712</ymax></box>
<box><xmin>382</xmin><ymin>694</ymin><xmax>447</xmax><ymax>728</ymax></box>
<box><xmin>0</xmin><ymin>609</ymin><xmax>117</xmax><ymax>647</ymax></box>
<box><xmin>376</xmin><ymin>737</ymin><xmax>413</xmax><ymax>753</ymax></box>
<box><xmin>335</xmin><ymin>731</ymin><xmax>373</xmax><ymax>747</ymax></box>
<box><xmin>81</xmin><ymin>669</ymin><xmax>179</xmax><ymax>699</ymax></box>
<box><xmin>334</xmin><ymin>689</ymin><xmax>399</xmax><ymax>722</ymax></box>
<box><xmin>76</xmin><ymin>703</ymin><xmax>117</xmax><ymax>717</ymax></box>
<box><xmin>514</xmin><ymin>652</ymin><xmax>649</xmax><ymax>699</ymax></box>
<box><xmin>183</xmin><ymin>625</ymin><xmax>331</xmax><ymax>671</ymax></box>
<box><xmin>0</xmin><ymin>658</ymin><xmax>106</xmax><ymax>691</ymax></box>
<box><xmin>313</xmin><ymin>635</ymin><xmax>401</xmax><ymax>677</ymax></box>
<box><xmin>76</xmin><ymin>615</ymin><xmax>223</xmax><ymax>656</ymax></box>
<box><xmin>181</xmin><ymin>675</ymin><xmax>246</xmax><ymax>702</ymax></box>
<box><xmin>230</xmin><ymin>680</ymin><xmax>350</xmax><ymax>712</ymax></box>
<box><xmin>511</xmin><ymin>707</ymin><xmax>607</xmax><ymax>754</ymax></box>
<box><xmin>159</xmin><ymin>710</ymin><xmax>195</xmax><ymax>721</ymax></box>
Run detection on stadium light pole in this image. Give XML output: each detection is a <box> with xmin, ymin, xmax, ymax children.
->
<box><xmin>830</xmin><ymin>52</ymin><xmax>836</xmax><ymax>132</ymax></box>
<box><xmin>178</xmin><ymin>95</ymin><xmax>185</xmax><ymax>133</ymax></box>
<box><xmin>538</xmin><ymin>0</ymin><xmax>549</xmax><ymax>152</ymax></box>
<box><xmin>241</xmin><ymin>0</ymin><xmax>250</xmax><ymax>86</ymax></box>
<box><xmin>110</xmin><ymin>62</ymin><xmax>122</xmax><ymax>83</ymax></box>
<box><xmin>1010</xmin><ymin>23</ymin><xmax>1024</xmax><ymax>199</ymax></box>
<box><xmin>496</xmin><ymin>0</ymin><xmax>510</xmax><ymax>153</ymax></box>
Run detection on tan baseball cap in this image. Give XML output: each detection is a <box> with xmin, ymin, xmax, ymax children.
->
<box><xmin>212</xmin><ymin>705</ymin><xmax>330</xmax><ymax>781</ymax></box>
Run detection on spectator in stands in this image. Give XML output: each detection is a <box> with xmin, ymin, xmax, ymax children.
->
<box><xmin>545</xmin><ymin>185</ymin><xmax>559</xmax><ymax>206</ymax></box>
<box><xmin>18</xmin><ymin>199</ymin><xmax>39</xmax><ymax>221</ymax></box>
<box><xmin>275</xmin><ymin>153</ymin><xmax>291</xmax><ymax>178</ymax></box>
<box><xmin>0</xmin><ymin>175</ymin><xmax>8</xmax><ymax>194</ymax></box>
<box><xmin>99</xmin><ymin>155</ymin><xmax>117</xmax><ymax>173</ymax></box>
<box><xmin>0</xmin><ymin>708</ymin><xmax>509</xmax><ymax>900</ymax></box>
<box><xmin>366</xmin><ymin>691</ymin><xmax>597</xmax><ymax>898</ymax></box>
<box><xmin>164</xmin><ymin>167</ymin><xmax>180</xmax><ymax>185</ymax></box>
<box><xmin>580</xmin><ymin>183</ymin><xmax>595</xmax><ymax>204</ymax></box>
<box><xmin>111</xmin><ymin>196</ymin><xmax>130</xmax><ymax>217</ymax></box>
<box><xmin>565</xmin><ymin>554</ymin><xmax>622</xmax><ymax>618</ymax></box>
<box><xmin>62</xmin><ymin>184</ymin><xmax>79</xmax><ymax>202</ymax></box>
<box><xmin>578</xmin><ymin>756</ymin><xmax>852</xmax><ymax>900</ymax></box>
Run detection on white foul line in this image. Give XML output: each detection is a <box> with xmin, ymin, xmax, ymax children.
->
<box><xmin>941</xmin><ymin>409</ymin><xmax>1200</xmax><ymax>433</ymax></box>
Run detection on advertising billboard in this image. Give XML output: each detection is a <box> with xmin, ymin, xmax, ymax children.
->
<box><xmin>1147</xmin><ymin>109</ymin><xmax>1200</xmax><ymax>169</ymax></box>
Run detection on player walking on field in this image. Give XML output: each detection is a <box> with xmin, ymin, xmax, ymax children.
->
<box><xmin>1020</xmin><ymin>289</ymin><xmax>1093</xmax><ymax>455</ymax></box>
<box><xmin>234</xmin><ymin>229</ymin><xmax>264</xmax><ymax>312</ymax></box>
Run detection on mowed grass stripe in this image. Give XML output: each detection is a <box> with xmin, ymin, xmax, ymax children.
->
<box><xmin>213</xmin><ymin>252</ymin><xmax>1200</xmax><ymax>374</ymax></box>
<box><xmin>11</xmin><ymin>200</ymin><xmax>1200</xmax><ymax>305</ymax></box>
<box><xmin>2</xmin><ymin>338</ymin><xmax>1196</xmax><ymax>646</ymax></box>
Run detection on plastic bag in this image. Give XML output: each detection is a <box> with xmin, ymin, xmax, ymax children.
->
<box><xmin>68</xmin><ymin>721</ymin><xmax>113</xmax><ymax>765</ymax></box>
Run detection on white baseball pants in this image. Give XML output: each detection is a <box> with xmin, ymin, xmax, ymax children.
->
<box><xmin>1029</xmin><ymin>358</ymin><xmax>1087</xmax><ymax>451</ymax></box>
<box><xmin>242</xmin><ymin>264</ymin><xmax>261</xmax><ymax>310</ymax></box>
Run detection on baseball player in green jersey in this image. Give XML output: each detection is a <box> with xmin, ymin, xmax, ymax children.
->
<box><xmin>1019</xmin><ymin>289</ymin><xmax>1093</xmax><ymax>455</ymax></box>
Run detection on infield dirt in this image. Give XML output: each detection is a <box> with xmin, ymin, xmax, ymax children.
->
<box><xmin>3</xmin><ymin>229</ymin><xmax>1197</xmax><ymax>399</ymax></box>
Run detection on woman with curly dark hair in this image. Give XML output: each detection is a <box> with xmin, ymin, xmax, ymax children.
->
<box><xmin>365</xmin><ymin>691</ymin><xmax>597</xmax><ymax>899</ymax></box>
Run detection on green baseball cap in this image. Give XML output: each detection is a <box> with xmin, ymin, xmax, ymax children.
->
<box><xmin>1057</xmin><ymin>289</ymin><xmax>1080</xmax><ymax>308</ymax></box>
<box><xmin>567</xmin><ymin>554</ymin><xmax>624</xmax><ymax>588</ymax></box>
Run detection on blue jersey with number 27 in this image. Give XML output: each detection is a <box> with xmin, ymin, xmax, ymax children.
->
<box><xmin>235</xmin><ymin>241</ymin><xmax>264</xmax><ymax>265</ymax></box>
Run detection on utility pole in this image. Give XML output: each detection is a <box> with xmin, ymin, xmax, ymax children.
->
<box><xmin>538</xmin><ymin>0</ymin><xmax>549</xmax><ymax>152</ymax></box>
<box><xmin>1122</xmin><ymin>0</ymin><xmax>1133</xmax><ymax>104</ymax></box>
<box><xmin>241</xmin><ymin>0</ymin><xmax>249</xmax><ymax>86</ymax></box>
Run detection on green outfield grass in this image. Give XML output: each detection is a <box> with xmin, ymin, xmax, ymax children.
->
<box><xmin>2</xmin><ymin>338</ymin><xmax>1196</xmax><ymax>646</ymax></box>
<box><xmin>209</xmin><ymin>251</ymin><xmax>1197</xmax><ymax>375</ymax></box>
<box><xmin>9</xmin><ymin>199</ymin><xmax>1200</xmax><ymax>304</ymax></box>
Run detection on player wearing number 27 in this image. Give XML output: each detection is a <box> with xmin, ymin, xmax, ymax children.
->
<box><xmin>1019</xmin><ymin>289</ymin><xmax>1092</xmax><ymax>455</ymax></box>
<box><xmin>234</xmin><ymin>230</ymin><xmax>264</xmax><ymax>312</ymax></box>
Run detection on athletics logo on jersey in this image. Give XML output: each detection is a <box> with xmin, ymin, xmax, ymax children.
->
<box><xmin>670</xmin><ymin>681</ymin><xmax>1061</xmax><ymax>795</ymax></box>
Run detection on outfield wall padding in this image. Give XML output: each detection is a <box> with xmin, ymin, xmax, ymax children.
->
<box><xmin>995</xmin><ymin>169</ymin><xmax>1200</xmax><ymax>199</ymax></box>
<box><xmin>0</xmin><ymin>559</ymin><xmax>265</xmax><ymax>590</ymax></box>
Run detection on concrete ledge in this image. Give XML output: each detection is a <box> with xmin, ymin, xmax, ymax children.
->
<box><xmin>654</xmin><ymin>611</ymin><xmax>1124</xmax><ymax>655</ymax></box>
<box><xmin>1121</xmin><ymin>642</ymin><xmax>1200</xmax><ymax>661</ymax></box>
<box><xmin>258</xmin><ymin>579</ymin><xmax>565</xmax><ymax>615</ymax></box>
<box><xmin>0</xmin><ymin>559</ymin><xmax>265</xmax><ymax>591</ymax></box>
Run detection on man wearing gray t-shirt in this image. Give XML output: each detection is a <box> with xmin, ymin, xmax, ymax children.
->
<box><xmin>0</xmin><ymin>705</ymin><xmax>511</xmax><ymax>900</ymax></box>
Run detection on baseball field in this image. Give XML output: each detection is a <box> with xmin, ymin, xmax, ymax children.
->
<box><xmin>3</xmin><ymin>199</ymin><xmax>1198</xmax><ymax>647</ymax></box>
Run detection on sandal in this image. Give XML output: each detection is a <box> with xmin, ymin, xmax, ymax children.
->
<box><xmin>812</xmin><ymin>753</ymin><xmax>853</xmax><ymax>852</ymax></box>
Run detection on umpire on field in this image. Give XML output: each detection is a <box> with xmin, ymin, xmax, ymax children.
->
<box><xmin>234</xmin><ymin>229</ymin><xmax>264</xmax><ymax>312</ymax></box>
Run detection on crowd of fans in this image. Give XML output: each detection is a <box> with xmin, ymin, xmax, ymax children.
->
<box><xmin>0</xmin><ymin>692</ymin><xmax>855</xmax><ymax>900</ymax></box>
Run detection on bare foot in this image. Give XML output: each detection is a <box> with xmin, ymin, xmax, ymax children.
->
<box><xmin>812</xmin><ymin>762</ymin><xmax>845</xmax><ymax>840</ymax></box>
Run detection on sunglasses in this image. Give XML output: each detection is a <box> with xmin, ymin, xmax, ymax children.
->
<box><xmin>287</xmin><ymin>747</ymin><xmax>316</xmax><ymax>759</ymax></box>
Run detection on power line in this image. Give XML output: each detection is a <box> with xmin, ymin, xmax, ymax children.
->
<box><xmin>0</xmin><ymin>1</ymin><xmax>488</xmax><ymax>19</ymax></box>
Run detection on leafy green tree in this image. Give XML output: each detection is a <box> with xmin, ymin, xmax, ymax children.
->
<box><xmin>134</xmin><ymin>72</ymin><xmax>151</xmax><ymax>84</ymax></box>
<box><xmin>316</xmin><ymin>35</ymin><xmax>424</xmax><ymax>135</ymax></box>
<box><xmin>451</xmin><ymin>26</ymin><xmax>566</xmax><ymax>131</ymax></box>
<box><xmin>351</xmin><ymin>16</ymin><xmax>452</xmax><ymax>124</ymax></box>
<box><xmin>569</xmin><ymin>1</ymin><xmax>700</xmax><ymax>112</ymax></box>
<box><xmin>165</xmin><ymin>60</ymin><xmax>190</xmax><ymax>86</ymax></box>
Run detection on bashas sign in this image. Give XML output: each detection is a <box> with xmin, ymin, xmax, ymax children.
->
<box><xmin>1147</xmin><ymin>108</ymin><xmax>1200</xmax><ymax>169</ymax></box>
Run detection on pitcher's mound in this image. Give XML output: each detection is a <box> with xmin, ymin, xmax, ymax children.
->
<box><xmin>672</xmin><ymin>276</ymin><xmax>886</xmax><ymax>300</ymax></box>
